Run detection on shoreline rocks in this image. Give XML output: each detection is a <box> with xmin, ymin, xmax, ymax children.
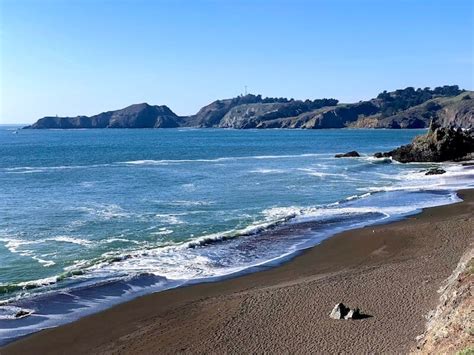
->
<box><xmin>335</xmin><ymin>151</ymin><xmax>360</xmax><ymax>158</ymax></box>
<box><xmin>425</xmin><ymin>168</ymin><xmax>446</xmax><ymax>176</ymax></box>
<box><xmin>15</xmin><ymin>309</ymin><xmax>33</xmax><ymax>318</ymax></box>
<box><xmin>375</xmin><ymin>121</ymin><xmax>474</xmax><ymax>163</ymax></box>
<box><xmin>373</xmin><ymin>152</ymin><xmax>391</xmax><ymax>159</ymax></box>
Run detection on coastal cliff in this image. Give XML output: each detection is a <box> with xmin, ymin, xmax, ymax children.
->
<box><xmin>25</xmin><ymin>86</ymin><xmax>473</xmax><ymax>129</ymax></box>
<box><xmin>374</xmin><ymin>121</ymin><xmax>474</xmax><ymax>163</ymax></box>
<box><xmin>26</xmin><ymin>103</ymin><xmax>182</xmax><ymax>129</ymax></box>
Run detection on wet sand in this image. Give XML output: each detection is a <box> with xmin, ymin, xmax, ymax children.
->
<box><xmin>3</xmin><ymin>190</ymin><xmax>473</xmax><ymax>354</ymax></box>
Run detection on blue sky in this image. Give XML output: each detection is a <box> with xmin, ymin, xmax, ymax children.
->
<box><xmin>1</xmin><ymin>0</ymin><xmax>472</xmax><ymax>123</ymax></box>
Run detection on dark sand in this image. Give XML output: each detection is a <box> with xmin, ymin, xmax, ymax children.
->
<box><xmin>3</xmin><ymin>190</ymin><xmax>473</xmax><ymax>354</ymax></box>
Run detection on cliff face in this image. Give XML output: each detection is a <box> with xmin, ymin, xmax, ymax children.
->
<box><xmin>183</xmin><ymin>95</ymin><xmax>339</xmax><ymax>128</ymax></box>
<box><xmin>436</xmin><ymin>94</ymin><xmax>474</xmax><ymax>128</ymax></box>
<box><xmin>256</xmin><ymin>101</ymin><xmax>379</xmax><ymax>129</ymax></box>
<box><xmin>218</xmin><ymin>101</ymin><xmax>315</xmax><ymax>128</ymax></box>
<box><xmin>25</xmin><ymin>86</ymin><xmax>473</xmax><ymax>129</ymax></box>
<box><xmin>183</xmin><ymin>95</ymin><xmax>264</xmax><ymax>128</ymax></box>
<box><xmin>414</xmin><ymin>249</ymin><xmax>474</xmax><ymax>354</ymax></box>
<box><xmin>351</xmin><ymin>92</ymin><xmax>474</xmax><ymax>129</ymax></box>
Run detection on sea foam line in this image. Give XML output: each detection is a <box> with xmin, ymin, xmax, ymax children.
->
<box><xmin>1</xmin><ymin>153</ymin><xmax>329</xmax><ymax>173</ymax></box>
<box><xmin>119</xmin><ymin>153</ymin><xmax>329</xmax><ymax>166</ymax></box>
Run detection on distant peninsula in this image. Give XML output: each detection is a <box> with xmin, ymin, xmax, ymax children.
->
<box><xmin>25</xmin><ymin>85</ymin><xmax>473</xmax><ymax>129</ymax></box>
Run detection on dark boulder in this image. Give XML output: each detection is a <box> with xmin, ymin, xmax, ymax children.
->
<box><xmin>335</xmin><ymin>151</ymin><xmax>360</xmax><ymax>158</ymax></box>
<box><xmin>374</xmin><ymin>152</ymin><xmax>392</xmax><ymax>158</ymax></box>
<box><xmin>425</xmin><ymin>168</ymin><xmax>446</xmax><ymax>175</ymax></box>
<box><xmin>15</xmin><ymin>310</ymin><xmax>32</xmax><ymax>318</ymax></box>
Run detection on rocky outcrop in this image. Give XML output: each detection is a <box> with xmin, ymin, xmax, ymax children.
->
<box><xmin>382</xmin><ymin>122</ymin><xmax>474</xmax><ymax>163</ymax></box>
<box><xmin>373</xmin><ymin>152</ymin><xmax>392</xmax><ymax>159</ymax></box>
<box><xmin>335</xmin><ymin>151</ymin><xmax>360</xmax><ymax>158</ymax></box>
<box><xmin>15</xmin><ymin>310</ymin><xmax>32</xmax><ymax>318</ymax></box>
<box><xmin>25</xmin><ymin>103</ymin><xmax>181</xmax><ymax>129</ymax></box>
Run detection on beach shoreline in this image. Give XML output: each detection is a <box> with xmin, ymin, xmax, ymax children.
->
<box><xmin>2</xmin><ymin>189</ymin><xmax>473</xmax><ymax>354</ymax></box>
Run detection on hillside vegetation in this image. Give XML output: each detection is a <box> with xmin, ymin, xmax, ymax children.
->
<box><xmin>26</xmin><ymin>86</ymin><xmax>473</xmax><ymax>129</ymax></box>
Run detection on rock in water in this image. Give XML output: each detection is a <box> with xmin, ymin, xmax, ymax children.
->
<box><xmin>335</xmin><ymin>151</ymin><xmax>360</xmax><ymax>158</ymax></box>
<box><xmin>425</xmin><ymin>168</ymin><xmax>446</xmax><ymax>175</ymax></box>
<box><xmin>373</xmin><ymin>152</ymin><xmax>392</xmax><ymax>159</ymax></box>
<box><xmin>15</xmin><ymin>310</ymin><xmax>32</xmax><ymax>318</ymax></box>
<box><xmin>329</xmin><ymin>303</ymin><xmax>348</xmax><ymax>319</ymax></box>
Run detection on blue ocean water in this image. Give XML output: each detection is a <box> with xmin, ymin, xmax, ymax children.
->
<box><xmin>0</xmin><ymin>126</ymin><xmax>473</xmax><ymax>343</ymax></box>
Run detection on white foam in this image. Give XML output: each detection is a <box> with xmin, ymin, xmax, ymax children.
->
<box><xmin>31</xmin><ymin>256</ymin><xmax>56</xmax><ymax>267</ymax></box>
<box><xmin>297</xmin><ymin>168</ymin><xmax>348</xmax><ymax>178</ymax></box>
<box><xmin>262</xmin><ymin>206</ymin><xmax>302</xmax><ymax>220</ymax></box>
<box><xmin>122</xmin><ymin>159</ymin><xmax>165</xmax><ymax>165</ymax></box>
<box><xmin>346</xmin><ymin>192</ymin><xmax>372</xmax><ymax>201</ymax></box>
<box><xmin>151</xmin><ymin>229</ymin><xmax>174</xmax><ymax>236</ymax></box>
<box><xmin>155</xmin><ymin>214</ymin><xmax>185</xmax><ymax>225</ymax></box>
<box><xmin>249</xmin><ymin>168</ymin><xmax>287</xmax><ymax>174</ymax></box>
<box><xmin>0</xmin><ymin>235</ymin><xmax>92</xmax><ymax>252</ymax></box>
<box><xmin>2</xmin><ymin>164</ymin><xmax>110</xmax><ymax>174</ymax></box>
<box><xmin>167</xmin><ymin>200</ymin><xmax>213</xmax><ymax>207</ymax></box>
<box><xmin>362</xmin><ymin>156</ymin><xmax>393</xmax><ymax>164</ymax></box>
<box><xmin>0</xmin><ymin>237</ymin><xmax>36</xmax><ymax>254</ymax></box>
<box><xmin>75</xmin><ymin>204</ymin><xmax>131</xmax><ymax>220</ymax></box>
<box><xmin>327</xmin><ymin>192</ymin><xmax>373</xmax><ymax>206</ymax></box>
<box><xmin>44</xmin><ymin>236</ymin><xmax>93</xmax><ymax>246</ymax></box>
<box><xmin>16</xmin><ymin>276</ymin><xmax>59</xmax><ymax>289</ymax></box>
<box><xmin>102</xmin><ymin>237</ymin><xmax>141</xmax><ymax>244</ymax></box>
<box><xmin>119</xmin><ymin>153</ymin><xmax>327</xmax><ymax>166</ymax></box>
<box><xmin>363</xmin><ymin>164</ymin><xmax>474</xmax><ymax>193</ymax></box>
<box><xmin>5</xmin><ymin>169</ymin><xmax>46</xmax><ymax>174</ymax></box>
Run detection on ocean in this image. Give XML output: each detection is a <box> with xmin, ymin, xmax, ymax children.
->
<box><xmin>1</xmin><ymin>126</ymin><xmax>473</xmax><ymax>344</ymax></box>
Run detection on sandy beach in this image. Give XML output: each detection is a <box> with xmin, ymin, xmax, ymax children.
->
<box><xmin>2</xmin><ymin>189</ymin><xmax>473</xmax><ymax>354</ymax></box>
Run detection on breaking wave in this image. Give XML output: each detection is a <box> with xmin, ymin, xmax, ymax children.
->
<box><xmin>120</xmin><ymin>153</ymin><xmax>329</xmax><ymax>166</ymax></box>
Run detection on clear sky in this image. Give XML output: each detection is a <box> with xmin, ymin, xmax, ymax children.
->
<box><xmin>1</xmin><ymin>0</ymin><xmax>473</xmax><ymax>124</ymax></box>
